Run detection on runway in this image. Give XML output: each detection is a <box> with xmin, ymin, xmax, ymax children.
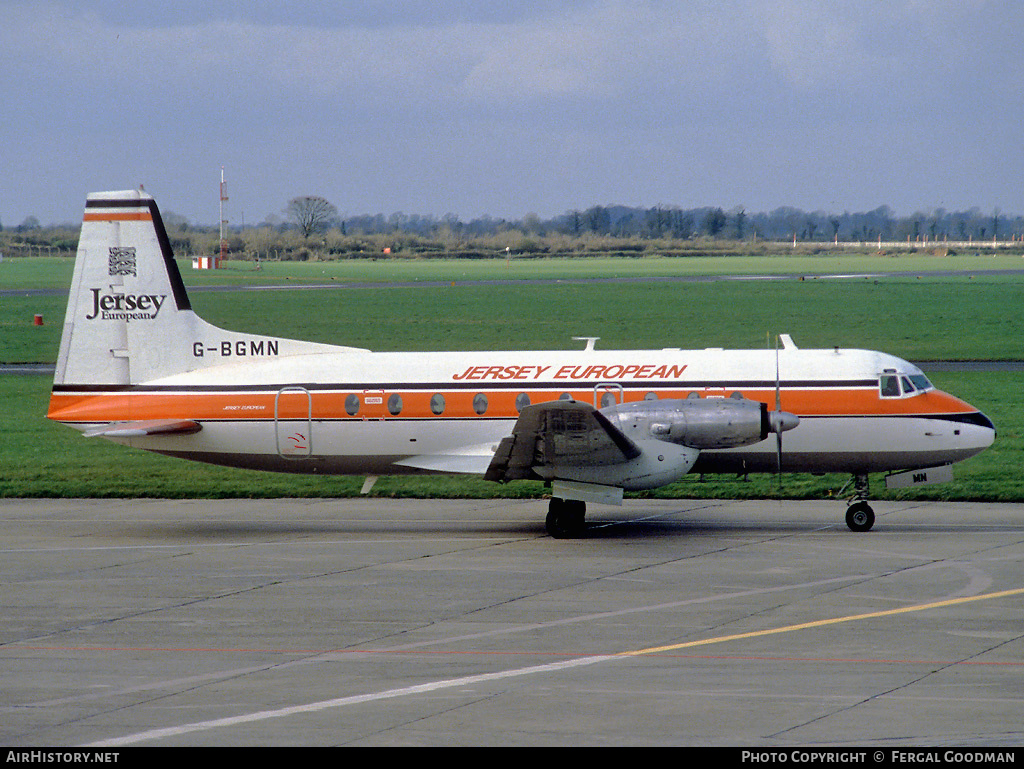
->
<box><xmin>1</xmin><ymin>497</ymin><xmax>1021</xmax><ymax>747</ymax></box>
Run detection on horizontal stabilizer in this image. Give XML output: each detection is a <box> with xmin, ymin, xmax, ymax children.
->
<box><xmin>83</xmin><ymin>419</ymin><xmax>202</xmax><ymax>438</ymax></box>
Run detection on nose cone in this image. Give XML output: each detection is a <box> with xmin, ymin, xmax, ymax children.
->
<box><xmin>972</xmin><ymin>411</ymin><xmax>997</xmax><ymax>446</ymax></box>
<box><xmin>976</xmin><ymin>411</ymin><xmax>996</xmax><ymax>434</ymax></box>
<box><xmin>953</xmin><ymin>410</ymin><xmax>996</xmax><ymax>462</ymax></box>
<box><xmin>923</xmin><ymin>388</ymin><xmax>996</xmax><ymax>462</ymax></box>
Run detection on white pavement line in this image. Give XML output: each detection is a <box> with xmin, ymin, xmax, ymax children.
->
<box><xmin>83</xmin><ymin>654</ymin><xmax>619</xmax><ymax>747</ymax></box>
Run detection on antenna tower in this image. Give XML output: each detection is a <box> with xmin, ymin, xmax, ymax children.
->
<box><xmin>219</xmin><ymin>166</ymin><xmax>229</xmax><ymax>262</ymax></box>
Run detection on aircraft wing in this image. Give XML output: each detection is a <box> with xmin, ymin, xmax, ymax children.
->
<box><xmin>484</xmin><ymin>400</ymin><xmax>641</xmax><ymax>483</ymax></box>
<box><xmin>393</xmin><ymin>443</ymin><xmax>497</xmax><ymax>475</ymax></box>
<box><xmin>83</xmin><ymin>419</ymin><xmax>202</xmax><ymax>438</ymax></box>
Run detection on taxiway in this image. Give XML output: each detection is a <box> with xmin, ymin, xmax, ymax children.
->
<box><xmin>1</xmin><ymin>497</ymin><xmax>1021</xmax><ymax>746</ymax></box>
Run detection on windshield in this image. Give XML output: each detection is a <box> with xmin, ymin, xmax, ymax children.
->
<box><xmin>880</xmin><ymin>372</ymin><xmax>934</xmax><ymax>398</ymax></box>
<box><xmin>909</xmin><ymin>374</ymin><xmax>933</xmax><ymax>391</ymax></box>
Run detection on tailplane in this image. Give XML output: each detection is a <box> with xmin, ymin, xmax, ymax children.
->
<box><xmin>53</xmin><ymin>189</ymin><xmax>358</xmax><ymax>387</ymax></box>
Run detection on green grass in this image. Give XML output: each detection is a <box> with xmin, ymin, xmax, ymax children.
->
<box><xmin>5</xmin><ymin>271</ymin><xmax>1024</xmax><ymax>363</ymax></box>
<box><xmin>3</xmin><ymin>251</ymin><xmax>1024</xmax><ymax>292</ymax></box>
<box><xmin>192</xmin><ymin>276</ymin><xmax>1018</xmax><ymax>360</ymax></box>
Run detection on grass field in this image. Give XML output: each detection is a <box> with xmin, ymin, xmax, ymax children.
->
<box><xmin>3</xmin><ymin>252</ymin><xmax>1024</xmax><ymax>292</ymax></box>
<box><xmin>1</xmin><ymin>253</ymin><xmax>1020</xmax><ymax>500</ymax></box>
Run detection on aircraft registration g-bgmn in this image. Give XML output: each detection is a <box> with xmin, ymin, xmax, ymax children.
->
<box><xmin>48</xmin><ymin>190</ymin><xmax>996</xmax><ymax>537</ymax></box>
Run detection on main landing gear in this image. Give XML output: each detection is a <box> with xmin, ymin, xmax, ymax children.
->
<box><xmin>843</xmin><ymin>474</ymin><xmax>875</xmax><ymax>532</ymax></box>
<box><xmin>546</xmin><ymin>498</ymin><xmax>587</xmax><ymax>538</ymax></box>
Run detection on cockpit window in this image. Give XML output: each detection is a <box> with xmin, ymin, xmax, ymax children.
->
<box><xmin>880</xmin><ymin>375</ymin><xmax>901</xmax><ymax>397</ymax></box>
<box><xmin>909</xmin><ymin>374</ymin><xmax>933</xmax><ymax>392</ymax></box>
<box><xmin>880</xmin><ymin>372</ymin><xmax>934</xmax><ymax>398</ymax></box>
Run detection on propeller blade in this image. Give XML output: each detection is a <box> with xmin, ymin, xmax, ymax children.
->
<box><xmin>775</xmin><ymin>335</ymin><xmax>781</xmax><ymax>413</ymax></box>
<box><xmin>770</xmin><ymin>335</ymin><xmax>800</xmax><ymax>490</ymax></box>
<box><xmin>776</xmin><ymin>338</ymin><xmax>783</xmax><ymax>481</ymax></box>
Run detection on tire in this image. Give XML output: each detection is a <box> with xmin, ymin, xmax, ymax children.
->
<box><xmin>845</xmin><ymin>501</ymin><xmax>875</xmax><ymax>532</ymax></box>
<box><xmin>546</xmin><ymin>498</ymin><xmax>586</xmax><ymax>538</ymax></box>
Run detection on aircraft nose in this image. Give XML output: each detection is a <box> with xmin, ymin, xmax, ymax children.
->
<box><xmin>976</xmin><ymin>411</ymin><xmax>996</xmax><ymax>434</ymax></box>
<box><xmin>960</xmin><ymin>411</ymin><xmax>996</xmax><ymax>455</ymax></box>
<box><xmin>977</xmin><ymin>411</ymin><xmax>996</xmax><ymax>443</ymax></box>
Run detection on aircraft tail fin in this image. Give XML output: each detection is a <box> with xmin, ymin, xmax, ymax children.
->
<box><xmin>53</xmin><ymin>189</ymin><xmax>357</xmax><ymax>388</ymax></box>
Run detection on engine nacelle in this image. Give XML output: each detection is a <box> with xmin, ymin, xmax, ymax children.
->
<box><xmin>547</xmin><ymin>438</ymin><xmax>700</xmax><ymax>491</ymax></box>
<box><xmin>603</xmin><ymin>397</ymin><xmax>790</xmax><ymax>450</ymax></box>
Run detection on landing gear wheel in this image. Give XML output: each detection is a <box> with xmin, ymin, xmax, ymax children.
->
<box><xmin>546</xmin><ymin>498</ymin><xmax>587</xmax><ymax>538</ymax></box>
<box><xmin>845</xmin><ymin>501</ymin><xmax>875</xmax><ymax>532</ymax></box>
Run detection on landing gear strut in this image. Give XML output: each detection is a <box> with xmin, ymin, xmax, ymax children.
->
<box><xmin>546</xmin><ymin>498</ymin><xmax>587</xmax><ymax>538</ymax></box>
<box><xmin>843</xmin><ymin>474</ymin><xmax>875</xmax><ymax>532</ymax></box>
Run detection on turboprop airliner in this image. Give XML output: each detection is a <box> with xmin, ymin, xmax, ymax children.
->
<box><xmin>47</xmin><ymin>190</ymin><xmax>996</xmax><ymax>537</ymax></box>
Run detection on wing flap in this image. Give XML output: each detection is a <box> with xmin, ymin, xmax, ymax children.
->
<box><xmin>485</xmin><ymin>400</ymin><xmax>641</xmax><ymax>483</ymax></box>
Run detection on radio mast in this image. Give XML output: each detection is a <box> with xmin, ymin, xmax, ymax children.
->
<box><xmin>219</xmin><ymin>166</ymin><xmax>228</xmax><ymax>262</ymax></box>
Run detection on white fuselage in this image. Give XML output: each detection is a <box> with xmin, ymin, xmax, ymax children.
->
<box><xmin>49</xmin><ymin>345</ymin><xmax>995</xmax><ymax>478</ymax></box>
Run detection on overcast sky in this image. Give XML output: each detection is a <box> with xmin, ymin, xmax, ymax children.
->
<box><xmin>3</xmin><ymin>0</ymin><xmax>1022</xmax><ymax>226</ymax></box>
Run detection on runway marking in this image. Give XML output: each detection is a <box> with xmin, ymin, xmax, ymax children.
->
<box><xmin>0</xmin><ymin>538</ymin><xmax>508</xmax><ymax>554</ymax></box>
<box><xmin>13</xmin><ymin>646</ymin><xmax>1023</xmax><ymax>666</ymax></box>
<box><xmin>618</xmin><ymin>586</ymin><xmax>1024</xmax><ymax>657</ymax></box>
<box><xmin>83</xmin><ymin>586</ymin><xmax>1024</xmax><ymax>747</ymax></box>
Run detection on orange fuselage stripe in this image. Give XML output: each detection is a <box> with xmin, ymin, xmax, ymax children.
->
<box><xmin>47</xmin><ymin>387</ymin><xmax>975</xmax><ymax>423</ymax></box>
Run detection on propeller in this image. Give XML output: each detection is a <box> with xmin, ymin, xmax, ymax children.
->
<box><xmin>768</xmin><ymin>335</ymin><xmax>800</xmax><ymax>487</ymax></box>
<box><xmin>775</xmin><ymin>337</ymin><xmax>782</xmax><ymax>478</ymax></box>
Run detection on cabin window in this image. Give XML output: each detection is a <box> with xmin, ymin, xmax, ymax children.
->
<box><xmin>344</xmin><ymin>394</ymin><xmax>359</xmax><ymax>416</ymax></box>
<box><xmin>644</xmin><ymin>392</ymin><xmax>658</xmax><ymax>401</ymax></box>
<box><xmin>387</xmin><ymin>393</ymin><xmax>403</xmax><ymax>416</ymax></box>
<box><xmin>473</xmin><ymin>393</ymin><xmax>488</xmax><ymax>415</ymax></box>
<box><xmin>430</xmin><ymin>394</ymin><xmax>446</xmax><ymax>415</ymax></box>
<box><xmin>559</xmin><ymin>392</ymin><xmax>573</xmax><ymax>401</ymax></box>
<box><xmin>600</xmin><ymin>392</ymin><xmax>617</xmax><ymax>407</ymax></box>
<box><xmin>515</xmin><ymin>393</ymin><xmax>531</xmax><ymax>412</ymax></box>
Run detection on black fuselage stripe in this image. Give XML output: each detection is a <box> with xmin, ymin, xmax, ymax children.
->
<box><xmin>53</xmin><ymin>379</ymin><xmax>879</xmax><ymax>393</ymax></box>
<box><xmin>60</xmin><ymin>414</ymin><xmax>987</xmax><ymax>425</ymax></box>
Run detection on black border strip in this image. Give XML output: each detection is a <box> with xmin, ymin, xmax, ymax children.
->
<box><xmin>53</xmin><ymin>379</ymin><xmax>879</xmax><ymax>394</ymax></box>
<box><xmin>55</xmin><ymin>413</ymin><xmax>991</xmax><ymax>426</ymax></box>
<box><xmin>85</xmin><ymin>196</ymin><xmax>191</xmax><ymax>312</ymax></box>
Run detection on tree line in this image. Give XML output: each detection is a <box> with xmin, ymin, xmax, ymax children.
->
<box><xmin>2</xmin><ymin>198</ymin><xmax>1022</xmax><ymax>261</ymax></box>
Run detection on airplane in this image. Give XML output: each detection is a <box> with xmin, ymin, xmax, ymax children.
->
<box><xmin>47</xmin><ymin>190</ymin><xmax>996</xmax><ymax>537</ymax></box>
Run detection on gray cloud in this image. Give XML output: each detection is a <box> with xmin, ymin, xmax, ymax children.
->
<box><xmin>2</xmin><ymin>0</ymin><xmax>1021</xmax><ymax>224</ymax></box>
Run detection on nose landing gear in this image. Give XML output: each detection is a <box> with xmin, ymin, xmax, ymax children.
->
<box><xmin>845</xmin><ymin>500</ymin><xmax>875</xmax><ymax>532</ymax></box>
<box><xmin>842</xmin><ymin>474</ymin><xmax>875</xmax><ymax>532</ymax></box>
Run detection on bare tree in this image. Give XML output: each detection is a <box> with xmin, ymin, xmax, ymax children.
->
<box><xmin>285</xmin><ymin>196</ymin><xmax>338</xmax><ymax>238</ymax></box>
